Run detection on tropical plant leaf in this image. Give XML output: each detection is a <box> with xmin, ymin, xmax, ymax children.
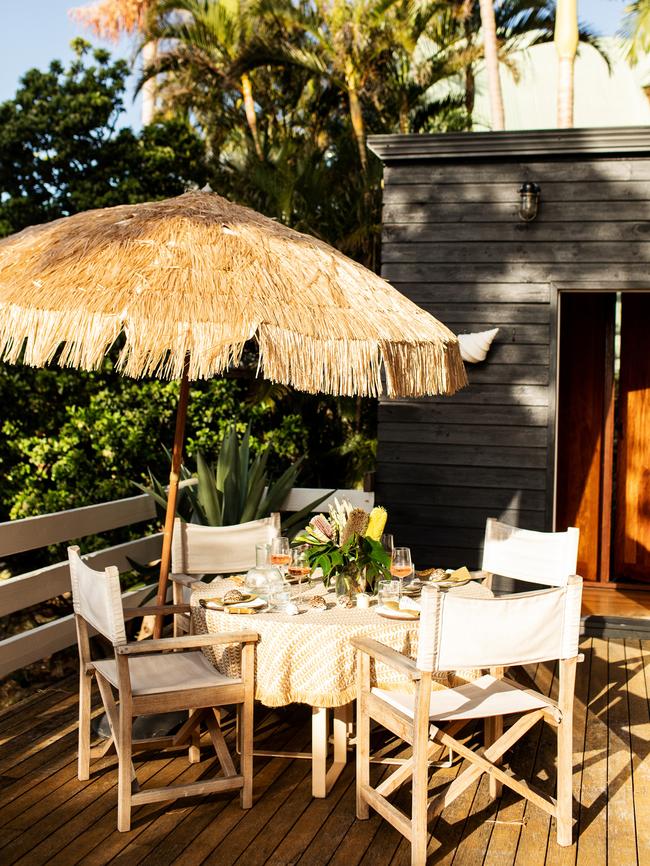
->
<box><xmin>258</xmin><ymin>457</ymin><xmax>302</xmax><ymax>516</ymax></box>
<box><xmin>281</xmin><ymin>488</ymin><xmax>335</xmax><ymax>533</ymax></box>
<box><xmin>196</xmin><ymin>450</ymin><xmax>222</xmax><ymax>525</ymax></box>
<box><xmin>238</xmin><ymin>421</ymin><xmax>252</xmax><ymax>516</ymax></box>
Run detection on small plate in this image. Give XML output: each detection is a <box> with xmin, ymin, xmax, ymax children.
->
<box><xmin>376</xmin><ymin>604</ymin><xmax>420</xmax><ymax>621</ymax></box>
<box><xmin>427</xmin><ymin>578</ymin><xmax>471</xmax><ymax>589</ymax></box>
<box><xmin>200</xmin><ymin>595</ymin><xmax>265</xmax><ymax>611</ymax></box>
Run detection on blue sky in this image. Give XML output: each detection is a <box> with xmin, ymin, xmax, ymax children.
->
<box><xmin>0</xmin><ymin>0</ymin><xmax>632</xmax><ymax>132</ymax></box>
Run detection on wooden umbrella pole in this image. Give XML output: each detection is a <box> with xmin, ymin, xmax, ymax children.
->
<box><xmin>154</xmin><ymin>356</ymin><xmax>191</xmax><ymax>639</ymax></box>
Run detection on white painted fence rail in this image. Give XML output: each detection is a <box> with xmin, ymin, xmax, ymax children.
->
<box><xmin>0</xmin><ymin>486</ymin><xmax>373</xmax><ymax>679</ymax></box>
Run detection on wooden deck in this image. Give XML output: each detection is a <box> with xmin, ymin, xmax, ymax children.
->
<box><xmin>0</xmin><ymin>636</ymin><xmax>648</xmax><ymax>865</ymax></box>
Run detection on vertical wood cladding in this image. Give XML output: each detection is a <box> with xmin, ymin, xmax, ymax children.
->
<box><xmin>374</xmin><ymin>152</ymin><xmax>650</xmax><ymax>570</ymax></box>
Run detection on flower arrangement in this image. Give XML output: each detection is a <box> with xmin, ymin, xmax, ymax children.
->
<box><xmin>294</xmin><ymin>498</ymin><xmax>390</xmax><ymax>594</ymax></box>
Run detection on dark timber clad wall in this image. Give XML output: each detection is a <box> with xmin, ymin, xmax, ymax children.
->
<box><xmin>369</xmin><ymin>129</ymin><xmax>650</xmax><ymax>570</ymax></box>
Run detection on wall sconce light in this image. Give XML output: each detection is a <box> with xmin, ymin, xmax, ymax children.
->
<box><xmin>518</xmin><ymin>182</ymin><xmax>540</xmax><ymax>221</ymax></box>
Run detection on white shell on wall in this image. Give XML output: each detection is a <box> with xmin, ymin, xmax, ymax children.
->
<box><xmin>458</xmin><ymin>328</ymin><xmax>499</xmax><ymax>364</ymax></box>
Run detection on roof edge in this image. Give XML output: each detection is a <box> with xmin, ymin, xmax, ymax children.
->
<box><xmin>368</xmin><ymin>127</ymin><xmax>650</xmax><ymax>162</ymax></box>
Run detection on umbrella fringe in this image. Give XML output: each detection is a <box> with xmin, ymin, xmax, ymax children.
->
<box><xmin>0</xmin><ymin>191</ymin><xmax>468</xmax><ymax>397</ymax></box>
<box><xmin>0</xmin><ymin>303</ymin><xmax>467</xmax><ymax>397</ymax></box>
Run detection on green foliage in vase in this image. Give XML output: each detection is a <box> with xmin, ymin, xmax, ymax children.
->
<box><xmin>294</xmin><ymin>501</ymin><xmax>390</xmax><ymax>593</ymax></box>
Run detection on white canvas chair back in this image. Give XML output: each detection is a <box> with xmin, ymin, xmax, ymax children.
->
<box><xmin>482</xmin><ymin>518</ymin><xmax>579</xmax><ymax>587</ymax></box>
<box><xmin>68</xmin><ymin>546</ymin><xmax>127</xmax><ymax>646</ymax></box>
<box><xmin>171</xmin><ymin>513</ymin><xmax>281</xmax><ymax>575</ymax></box>
<box><xmin>417</xmin><ymin>576</ymin><xmax>582</xmax><ymax>672</ymax></box>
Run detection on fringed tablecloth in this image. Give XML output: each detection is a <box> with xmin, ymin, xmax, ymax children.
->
<box><xmin>191</xmin><ymin>580</ymin><xmax>491</xmax><ymax>709</ymax></box>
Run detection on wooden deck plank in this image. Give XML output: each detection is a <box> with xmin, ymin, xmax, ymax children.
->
<box><xmin>0</xmin><ymin>638</ymin><xmax>645</xmax><ymax>866</ymax></box>
<box><xmin>626</xmin><ymin>640</ymin><xmax>650</xmax><ymax>866</ymax></box>
<box><xmin>543</xmin><ymin>639</ymin><xmax>592</xmax><ymax>866</ymax></box>
<box><xmin>606</xmin><ymin>639</ymin><xmax>638</xmax><ymax>866</ymax></box>
<box><xmin>482</xmin><ymin>662</ymin><xmax>547</xmax><ymax>866</ymax></box>
<box><xmin>130</xmin><ymin>716</ymin><xmax>313</xmax><ymax>866</ymax></box>
<box><xmin>575</xmin><ymin>637</ymin><xmax>611</xmax><ymax>866</ymax></box>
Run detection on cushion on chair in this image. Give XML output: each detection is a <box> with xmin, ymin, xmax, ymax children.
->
<box><xmin>371</xmin><ymin>674</ymin><xmax>555</xmax><ymax>722</ymax></box>
<box><xmin>94</xmin><ymin>651</ymin><xmax>241</xmax><ymax>696</ymax></box>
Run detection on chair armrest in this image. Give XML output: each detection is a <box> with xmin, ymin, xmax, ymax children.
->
<box><xmin>351</xmin><ymin>636</ymin><xmax>421</xmax><ymax>680</ymax></box>
<box><xmin>115</xmin><ymin>631</ymin><xmax>259</xmax><ymax>655</ymax></box>
<box><xmin>170</xmin><ymin>573</ymin><xmax>202</xmax><ymax>588</ymax></box>
<box><xmin>122</xmin><ymin>604</ymin><xmax>190</xmax><ymax>620</ymax></box>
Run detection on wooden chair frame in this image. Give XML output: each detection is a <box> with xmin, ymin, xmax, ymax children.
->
<box><xmin>353</xmin><ymin>580</ymin><xmax>582</xmax><ymax>866</ymax></box>
<box><xmin>75</xmin><ymin>597</ymin><xmax>258</xmax><ymax>832</ymax></box>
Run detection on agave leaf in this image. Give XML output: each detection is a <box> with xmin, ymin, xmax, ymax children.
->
<box><xmin>258</xmin><ymin>458</ymin><xmax>302</xmax><ymax>517</ymax></box>
<box><xmin>238</xmin><ymin>421</ymin><xmax>252</xmax><ymax>515</ymax></box>
<box><xmin>184</xmin><ymin>482</ymin><xmax>208</xmax><ymax>524</ymax></box>
<box><xmin>196</xmin><ymin>450</ymin><xmax>222</xmax><ymax>525</ymax></box>
<box><xmin>240</xmin><ymin>465</ymin><xmax>268</xmax><ymax>523</ymax></box>
<box><xmin>133</xmin><ymin>480</ymin><xmax>167</xmax><ymax>513</ymax></box>
<box><xmin>216</xmin><ymin>424</ymin><xmax>236</xmax><ymax>493</ymax></box>
<box><xmin>281</xmin><ymin>489</ymin><xmax>336</xmax><ymax>533</ymax></box>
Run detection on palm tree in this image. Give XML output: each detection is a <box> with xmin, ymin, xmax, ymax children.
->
<box><xmin>621</xmin><ymin>0</ymin><xmax>650</xmax><ymax>64</ymax></box>
<box><xmin>554</xmin><ymin>0</ymin><xmax>578</xmax><ymax>127</ymax></box>
<box><xmin>142</xmin><ymin>0</ymin><xmax>266</xmax><ymax>160</ymax></box>
<box><xmin>70</xmin><ymin>0</ymin><xmax>159</xmax><ymax>123</ymax></box>
<box><xmin>245</xmin><ymin>0</ymin><xmax>397</xmax><ymax>173</ymax></box>
<box><xmin>443</xmin><ymin>0</ymin><xmax>604</xmax><ymax>126</ymax></box>
<box><xmin>477</xmin><ymin>0</ymin><xmax>505</xmax><ymax>128</ymax></box>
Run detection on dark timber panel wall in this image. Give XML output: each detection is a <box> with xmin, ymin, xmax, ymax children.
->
<box><xmin>369</xmin><ymin>129</ymin><xmax>650</xmax><ymax>570</ymax></box>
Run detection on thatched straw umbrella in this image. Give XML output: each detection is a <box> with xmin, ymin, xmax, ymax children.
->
<box><xmin>0</xmin><ymin>190</ymin><xmax>466</xmax><ymax>634</ymax></box>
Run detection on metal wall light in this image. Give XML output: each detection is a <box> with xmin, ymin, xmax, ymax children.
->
<box><xmin>518</xmin><ymin>182</ymin><xmax>541</xmax><ymax>221</ymax></box>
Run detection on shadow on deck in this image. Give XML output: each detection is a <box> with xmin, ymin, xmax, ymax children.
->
<box><xmin>0</xmin><ymin>636</ymin><xmax>648</xmax><ymax>866</ymax></box>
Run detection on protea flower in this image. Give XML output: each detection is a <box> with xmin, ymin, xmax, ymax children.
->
<box><xmin>365</xmin><ymin>506</ymin><xmax>388</xmax><ymax>541</ymax></box>
<box><xmin>310</xmin><ymin>513</ymin><xmax>333</xmax><ymax>542</ymax></box>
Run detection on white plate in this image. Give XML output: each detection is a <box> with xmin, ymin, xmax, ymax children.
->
<box><xmin>201</xmin><ymin>596</ymin><xmax>266</xmax><ymax>611</ymax></box>
<box><xmin>376</xmin><ymin>604</ymin><xmax>420</xmax><ymax>621</ymax></box>
<box><xmin>427</xmin><ymin>578</ymin><xmax>471</xmax><ymax>589</ymax></box>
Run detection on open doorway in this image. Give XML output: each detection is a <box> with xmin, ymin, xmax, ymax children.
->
<box><xmin>556</xmin><ymin>291</ymin><xmax>650</xmax><ymax>585</ymax></box>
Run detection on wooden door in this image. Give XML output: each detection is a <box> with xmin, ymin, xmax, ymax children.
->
<box><xmin>556</xmin><ymin>293</ymin><xmax>615</xmax><ymax>581</ymax></box>
<box><xmin>614</xmin><ymin>294</ymin><xmax>650</xmax><ymax>582</ymax></box>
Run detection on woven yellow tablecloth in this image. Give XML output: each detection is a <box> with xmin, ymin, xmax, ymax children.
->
<box><xmin>191</xmin><ymin>580</ymin><xmax>491</xmax><ymax>709</ymax></box>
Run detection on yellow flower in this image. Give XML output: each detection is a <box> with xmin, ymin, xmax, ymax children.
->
<box><xmin>365</xmin><ymin>506</ymin><xmax>387</xmax><ymax>541</ymax></box>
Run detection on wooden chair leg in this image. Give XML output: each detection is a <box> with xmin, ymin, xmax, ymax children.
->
<box><xmin>556</xmin><ymin>713</ymin><xmax>573</xmax><ymax>845</ymax></box>
<box><xmin>188</xmin><ymin>709</ymin><xmax>201</xmax><ymax>764</ymax></box>
<box><xmin>240</xmin><ymin>641</ymin><xmax>255</xmax><ymax>810</ymax></box>
<box><xmin>117</xmin><ymin>699</ymin><xmax>133</xmax><ymax>832</ymax></box>
<box><xmin>485</xmin><ymin>716</ymin><xmax>503</xmax><ymax>798</ymax></box>
<box><xmin>239</xmin><ymin>701</ymin><xmax>254</xmax><ymax>809</ymax></box>
<box><xmin>356</xmin><ymin>654</ymin><xmax>371</xmax><ymax>820</ymax></box>
<box><xmin>78</xmin><ymin>669</ymin><xmax>93</xmax><ymax>781</ymax></box>
<box><xmin>411</xmin><ymin>722</ymin><xmax>431</xmax><ymax>865</ymax></box>
<box><xmin>557</xmin><ymin>656</ymin><xmax>577</xmax><ymax>846</ymax></box>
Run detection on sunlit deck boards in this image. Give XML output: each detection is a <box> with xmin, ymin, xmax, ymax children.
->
<box><xmin>0</xmin><ymin>637</ymin><xmax>648</xmax><ymax>865</ymax></box>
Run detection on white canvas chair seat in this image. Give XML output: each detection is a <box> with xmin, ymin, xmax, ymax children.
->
<box><xmin>68</xmin><ymin>546</ymin><xmax>257</xmax><ymax>833</ymax></box>
<box><xmin>93</xmin><ymin>652</ymin><xmax>240</xmax><ymax>696</ymax></box>
<box><xmin>371</xmin><ymin>674</ymin><xmax>558</xmax><ymax>723</ymax></box>
<box><xmin>354</xmin><ymin>576</ymin><xmax>583</xmax><ymax>866</ymax></box>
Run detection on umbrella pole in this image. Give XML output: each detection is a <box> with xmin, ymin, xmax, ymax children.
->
<box><xmin>154</xmin><ymin>356</ymin><xmax>191</xmax><ymax>639</ymax></box>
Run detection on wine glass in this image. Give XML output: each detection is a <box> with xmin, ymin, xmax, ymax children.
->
<box><xmin>270</xmin><ymin>536</ymin><xmax>291</xmax><ymax>577</ymax></box>
<box><xmin>391</xmin><ymin>547</ymin><xmax>412</xmax><ymax>583</ymax></box>
<box><xmin>381</xmin><ymin>533</ymin><xmax>394</xmax><ymax>554</ymax></box>
<box><xmin>288</xmin><ymin>546</ymin><xmax>311</xmax><ymax>599</ymax></box>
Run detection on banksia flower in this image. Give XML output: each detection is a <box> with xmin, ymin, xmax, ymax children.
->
<box><xmin>340</xmin><ymin>508</ymin><xmax>370</xmax><ymax>547</ymax></box>
<box><xmin>365</xmin><ymin>506</ymin><xmax>387</xmax><ymax>541</ymax></box>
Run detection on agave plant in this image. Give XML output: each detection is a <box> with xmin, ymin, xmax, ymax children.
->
<box><xmin>137</xmin><ymin>422</ymin><xmax>330</xmax><ymax>532</ymax></box>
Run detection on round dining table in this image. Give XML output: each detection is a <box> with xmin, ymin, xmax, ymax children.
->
<box><xmin>190</xmin><ymin>577</ymin><xmax>492</xmax><ymax>797</ymax></box>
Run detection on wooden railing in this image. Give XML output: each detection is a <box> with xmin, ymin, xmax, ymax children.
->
<box><xmin>0</xmin><ymin>487</ymin><xmax>373</xmax><ymax>679</ymax></box>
